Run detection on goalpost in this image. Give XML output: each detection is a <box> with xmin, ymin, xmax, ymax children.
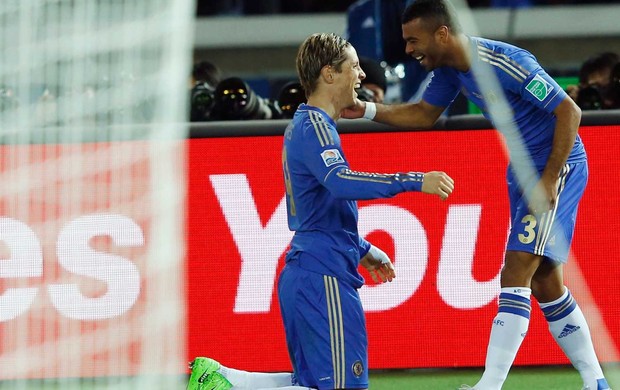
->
<box><xmin>0</xmin><ymin>0</ymin><xmax>194</xmax><ymax>388</ymax></box>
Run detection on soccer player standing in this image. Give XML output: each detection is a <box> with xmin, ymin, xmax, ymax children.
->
<box><xmin>343</xmin><ymin>1</ymin><xmax>610</xmax><ymax>389</ymax></box>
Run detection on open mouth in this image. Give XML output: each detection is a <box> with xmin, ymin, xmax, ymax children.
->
<box><xmin>415</xmin><ymin>54</ymin><xmax>425</xmax><ymax>63</ymax></box>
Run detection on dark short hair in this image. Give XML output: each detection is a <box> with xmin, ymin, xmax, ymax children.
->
<box><xmin>578</xmin><ymin>52</ymin><xmax>619</xmax><ymax>85</ymax></box>
<box><xmin>402</xmin><ymin>0</ymin><xmax>462</xmax><ymax>34</ymax></box>
<box><xmin>192</xmin><ymin>61</ymin><xmax>222</xmax><ymax>87</ymax></box>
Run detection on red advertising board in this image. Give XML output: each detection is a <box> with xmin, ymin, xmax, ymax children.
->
<box><xmin>189</xmin><ymin>125</ymin><xmax>620</xmax><ymax>372</ymax></box>
<box><xmin>0</xmin><ymin>126</ymin><xmax>618</xmax><ymax>379</ymax></box>
<box><xmin>0</xmin><ymin>142</ymin><xmax>153</xmax><ymax>379</ymax></box>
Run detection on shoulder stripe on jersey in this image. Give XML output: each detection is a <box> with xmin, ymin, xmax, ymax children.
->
<box><xmin>308</xmin><ymin>111</ymin><xmax>326</xmax><ymax>147</ymax></box>
<box><xmin>324</xmin><ymin>275</ymin><xmax>346</xmax><ymax>389</ymax></box>
<box><xmin>534</xmin><ymin>164</ymin><xmax>570</xmax><ymax>256</ymax></box>
<box><xmin>479</xmin><ymin>55</ymin><xmax>525</xmax><ymax>82</ymax></box>
<box><xmin>477</xmin><ymin>45</ymin><xmax>530</xmax><ymax>79</ymax></box>
<box><xmin>309</xmin><ymin>110</ymin><xmax>335</xmax><ymax>146</ymax></box>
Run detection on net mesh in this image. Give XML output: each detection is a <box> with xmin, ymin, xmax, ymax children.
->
<box><xmin>0</xmin><ymin>0</ymin><xmax>194</xmax><ymax>387</ymax></box>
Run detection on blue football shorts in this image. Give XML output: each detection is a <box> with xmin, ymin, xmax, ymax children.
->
<box><xmin>277</xmin><ymin>257</ymin><xmax>368</xmax><ymax>390</ymax></box>
<box><xmin>506</xmin><ymin>161</ymin><xmax>588</xmax><ymax>263</ymax></box>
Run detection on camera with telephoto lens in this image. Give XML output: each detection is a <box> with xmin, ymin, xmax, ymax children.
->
<box><xmin>190</xmin><ymin>81</ymin><xmax>216</xmax><ymax>121</ymax></box>
<box><xmin>277</xmin><ymin>81</ymin><xmax>306</xmax><ymax>119</ymax></box>
<box><xmin>576</xmin><ymin>85</ymin><xmax>604</xmax><ymax>110</ymax></box>
<box><xmin>214</xmin><ymin>77</ymin><xmax>281</xmax><ymax>120</ymax></box>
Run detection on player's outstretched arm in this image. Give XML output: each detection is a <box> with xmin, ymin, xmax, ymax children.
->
<box><xmin>360</xmin><ymin>245</ymin><xmax>395</xmax><ymax>283</ymax></box>
<box><xmin>341</xmin><ymin>99</ymin><xmax>445</xmax><ymax>129</ymax></box>
<box><xmin>421</xmin><ymin>171</ymin><xmax>454</xmax><ymax>201</ymax></box>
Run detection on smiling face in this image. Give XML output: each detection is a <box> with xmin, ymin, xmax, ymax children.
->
<box><xmin>331</xmin><ymin>46</ymin><xmax>366</xmax><ymax>108</ymax></box>
<box><xmin>402</xmin><ymin>17</ymin><xmax>448</xmax><ymax>72</ymax></box>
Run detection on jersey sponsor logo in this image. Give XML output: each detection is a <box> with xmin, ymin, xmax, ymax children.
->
<box><xmin>320</xmin><ymin>149</ymin><xmax>344</xmax><ymax>167</ymax></box>
<box><xmin>526</xmin><ymin>74</ymin><xmax>554</xmax><ymax>101</ymax></box>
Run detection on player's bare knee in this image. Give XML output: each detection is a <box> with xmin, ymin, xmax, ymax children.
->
<box><xmin>530</xmin><ymin>260</ymin><xmax>564</xmax><ymax>302</ymax></box>
<box><xmin>500</xmin><ymin>251</ymin><xmax>541</xmax><ymax>286</ymax></box>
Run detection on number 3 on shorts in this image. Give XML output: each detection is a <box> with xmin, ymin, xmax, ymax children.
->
<box><xmin>518</xmin><ymin>214</ymin><xmax>537</xmax><ymax>244</ymax></box>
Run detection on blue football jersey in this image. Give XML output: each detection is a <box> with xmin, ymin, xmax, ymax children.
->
<box><xmin>282</xmin><ymin>104</ymin><xmax>423</xmax><ymax>287</ymax></box>
<box><xmin>422</xmin><ymin>37</ymin><xmax>586</xmax><ymax>168</ymax></box>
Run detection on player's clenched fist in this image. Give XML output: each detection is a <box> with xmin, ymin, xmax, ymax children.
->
<box><xmin>421</xmin><ymin>171</ymin><xmax>454</xmax><ymax>200</ymax></box>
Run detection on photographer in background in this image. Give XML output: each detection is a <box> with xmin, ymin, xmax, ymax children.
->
<box><xmin>214</xmin><ymin>77</ymin><xmax>282</xmax><ymax>120</ymax></box>
<box><xmin>189</xmin><ymin>60</ymin><xmax>222</xmax><ymax>122</ymax></box>
<box><xmin>189</xmin><ymin>59</ymin><xmax>282</xmax><ymax>121</ymax></box>
<box><xmin>277</xmin><ymin>81</ymin><xmax>306</xmax><ymax>119</ymax></box>
<box><xmin>566</xmin><ymin>52</ymin><xmax>618</xmax><ymax>110</ymax></box>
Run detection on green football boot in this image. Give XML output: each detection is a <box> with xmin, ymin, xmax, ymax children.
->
<box><xmin>187</xmin><ymin>357</ymin><xmax>232</xmax><ymax>390</ymax></box>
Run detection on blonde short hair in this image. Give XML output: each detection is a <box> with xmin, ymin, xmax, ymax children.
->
<box><xmin>296</xmin><ymin>33</ymin><xmax>351</xmax><ymax>98</ymax></box>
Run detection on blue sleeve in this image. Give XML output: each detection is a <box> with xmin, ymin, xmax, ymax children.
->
<box><xmin>358</xmin><ymin>237</ymin><xmax>371</xmax><ymax>258</ymax></box>
<box><xmin>421</xmin><ymin>68</ymin><xmax>461</xmax><ymax>108</ymax></box>
<box><xmin>301</xmin><ymin>121</ymin><xmax>424</xmax><ymax>200</ymax></box>
<box><xmin>505</xmin><ymin>52</ymin><xmax>567</xmax><ymax>113</ymax></box>
<box><xmin>520</xmin><ymin>70</ymin><xmax>567</xmax><ymax>113</ymax></box>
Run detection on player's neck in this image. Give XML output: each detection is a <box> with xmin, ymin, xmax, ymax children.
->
<box><xmin>307</xmin><ymin>93</ymin><xmax>340</xmax><ymax>121</ymax></box>
<box><xmin>450</xmin><ymin>34</ymin><xmax>472</xmax><ymax>73</ymax></box>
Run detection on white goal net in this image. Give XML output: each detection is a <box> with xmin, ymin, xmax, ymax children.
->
<box><xmin>0</xmin><ymin>0</ymin><xmax>194</xmax><ymax>388</ymax></box>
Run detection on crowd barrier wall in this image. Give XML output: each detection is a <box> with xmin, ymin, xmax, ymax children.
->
<box><xmin>191</xmin><ymin>111</ymin><xmax>620</xmax><ymax>372</ymax></box>
<box><xmin>2</xmin><ymin>112</ymin><xmax>618</xmax><ymax>378</ymax></box>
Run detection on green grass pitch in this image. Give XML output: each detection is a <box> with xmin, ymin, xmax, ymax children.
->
<box><xmin>2</xmin><ymin>365</ymin><xmax>617</xmax><ymax>388</ymax></box>
<box><xmin>370</xmin><ymin>365</ymin><xmax>619</xmax><ymax>389</ymax></box>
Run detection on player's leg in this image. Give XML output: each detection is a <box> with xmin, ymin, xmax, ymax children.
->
<box><xmin>473</xmin><ymin>165</ymin><xmax>550</xmax><ymax>390</ymax></box>
<box><xmin>532</xmin><ymin>162</ymin><xmax>609</xmax><ymax>390</ymax></box>
<box><xmin>187</xmin><ymin>356</ymin><xmax>232</xmax><ymax>390</ymax></box>
<box><xmin>187</xmin><ymin>357</ymin><xmax>299</xmax><ymax>390</ymax></box>
<box><xmin>278</xmin><ymin>255</ymin><xmax>369</xmax><ymax>390</ymax></box>
<box><xmin>473</xmin><ymin>250</ymin><xmax>540</xmax><ymax>390</ymax></box>
<box><xmin>217</xmin><ymin>363</ymin><xmax>298</xmax><ymax>389</ymax></box>
<box><xmin>186</xmin><ymin>262</ymin><xmax>308</xmax><ymax>390</ymax></box>
<box><xmin>533</xmin><ymin>261</ymin><xmax>609</xmax><ymax>390</ymax></box>
<box><xmin>214</xmin><ymin>261</ymin><xmax>312</xmax><ymax>389</ymax></box>
<box><xmin>331</xmin><ymin>278</ymin><xmax>369</xmax><ymax>390</ymax></box>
